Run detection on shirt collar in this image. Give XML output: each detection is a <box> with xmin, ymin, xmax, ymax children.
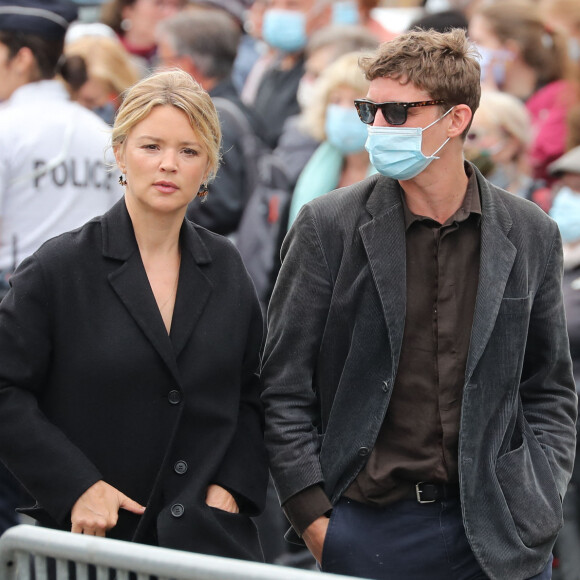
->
<box><xmin>401</xmin><ymin>162</ymin><xmax>481</xmax><ymax>230</ymax></box>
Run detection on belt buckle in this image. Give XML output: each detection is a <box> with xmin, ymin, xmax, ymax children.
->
<box><xmin>415</xmin><ymin>482</ymin><xmax>436</xmax><ymax>504</ymax></box>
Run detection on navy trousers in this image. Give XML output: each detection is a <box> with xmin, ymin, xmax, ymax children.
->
<box><xmin>321</xmin><ymin>497</ymin><xmax>552</xmax><ymax>580</ymax></box>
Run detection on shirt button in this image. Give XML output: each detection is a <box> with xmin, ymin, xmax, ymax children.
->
<box><xmin>171</xmin><ymin>503</ymin><xmax>185</xmax><ymax>518</ymax></box>
<box><xmin>358</xmin><ymin>447</ymin><xmax>369</xmax><ymax>457</ymax></box>
<box><xmin>174</xmin><ymin>460</ymin><xmax>188</xmax><ymax>475</ymax></box>
<box><xmin>168</xmin><ymin>390</ymin><xmax>182</xmax><ymax>404</ymax></box>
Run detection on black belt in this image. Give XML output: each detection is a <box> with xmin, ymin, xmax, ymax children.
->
<box><xmin>414</xmin><ymin>482</ymin><xmax>460</xmax><ymax>504</ymax></box>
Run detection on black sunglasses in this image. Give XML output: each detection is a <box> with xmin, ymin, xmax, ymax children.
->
<box><xmin>354</xmin><ymin>99</ymin><xmax>446</xmax><ymax>126</ymax></box>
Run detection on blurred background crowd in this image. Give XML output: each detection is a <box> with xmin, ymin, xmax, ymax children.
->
<box><xmin>2</xmin><ymin>0</ymin><xmax>580</xmax><ymax>577</ymax></box>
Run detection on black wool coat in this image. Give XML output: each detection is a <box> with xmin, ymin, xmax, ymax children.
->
<box><xmin>0</xmin><ymin>199</ymin><xmax>268</xmax><ymax>561</ymax></box>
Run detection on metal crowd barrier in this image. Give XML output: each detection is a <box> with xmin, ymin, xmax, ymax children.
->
<box><xmin>0</xmin><ymin>525</ymin><xmax>354</xmax><ymax>580</ymax></box>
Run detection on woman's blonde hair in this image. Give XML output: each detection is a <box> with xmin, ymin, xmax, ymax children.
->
<box><xmin>113</xmin><ymin>69</ymin><xmax>221</xmax><ymax>182</ymax></box>
<box><xmin>301</xmin><ymin>51</ymin><xmax>371</xmax><ymax>142</ymax></box>
<box><xmin>65</xmin><ymin>36</ymin><xmax>140</xmax><ymax>98</ymax></box>
<box><xmin>474</xmin><ymin>90</ymin><xmax>532</xmax><ymax>155</ymax></box>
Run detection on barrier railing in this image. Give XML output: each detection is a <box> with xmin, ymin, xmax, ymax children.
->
<box><xmin>0</xmin><ymin>525</ymin><xmax>353</xmax><ymax>580</ymax></box>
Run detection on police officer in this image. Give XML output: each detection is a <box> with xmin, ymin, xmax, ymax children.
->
<box><xmin>0</xmin><ymin>0</ymin><xmax>121</xmax><ymax>280</ymax></box>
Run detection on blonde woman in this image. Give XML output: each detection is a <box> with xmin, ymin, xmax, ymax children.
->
<box><xmin>464</xmin><ymin>89</ymin><xmax>532</xmax><ymax>196</ymax></box>
<box><xmin>0</xmin><ymin>69</ymin><xmax>267</xmax><ymax>561</ymax></box>
<box><xmin>288</xmin><ymin>51</ymin><xmax>376</xmax><ymax>228</ymax></box>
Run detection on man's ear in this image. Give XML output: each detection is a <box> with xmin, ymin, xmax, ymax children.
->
<box><xmin>447</xmin><ymin>104</ymin><xmax>472</xmax><ymax>138</ymax></box>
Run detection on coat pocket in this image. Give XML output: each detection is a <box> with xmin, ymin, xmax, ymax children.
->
<box><xmin>495</xmin><ymin>432</ymin><xmax>563</xmax><ymax>547</ymax></box>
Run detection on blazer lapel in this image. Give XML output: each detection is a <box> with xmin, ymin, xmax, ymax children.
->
<box><xmin>464</xmin><ymin>171</ymin><xmax>517</xmax><ymax>384</ymax></box>
<box><xmin>170</xmin><ymin>220</ymin><xmax>213</xmax><ymax>358</ymax></box>
<box><xmin>359</xmin><ymin>177</ymin><xmax>407</xmax><ymax>375</ymax></box>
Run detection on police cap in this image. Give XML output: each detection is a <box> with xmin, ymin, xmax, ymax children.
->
<box><xmin>0</xmin><ymin>0</ymin><xmax>78</xmax><ymax>40</ymax></box>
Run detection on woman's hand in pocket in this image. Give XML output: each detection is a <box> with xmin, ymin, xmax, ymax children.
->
<box><xmin>205</xmin><ymin>484</ymin><xmax>239</xmax><ymax>513</ymax></box>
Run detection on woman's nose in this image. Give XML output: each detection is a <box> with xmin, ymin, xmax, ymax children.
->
<box><xmin>160</xmin><ymin>150</ymin><xmax>177</xmax><ymax>171</ymax></box>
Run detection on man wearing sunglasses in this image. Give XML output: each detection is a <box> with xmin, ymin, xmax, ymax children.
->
<box><xmin>261</xmin><ymin>28</ymin><xmax>577</xmax><ymax>580</ymax></box>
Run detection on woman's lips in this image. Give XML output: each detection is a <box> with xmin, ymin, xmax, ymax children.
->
<box><xmin>154</xmin><ymin>181</ymin><xmax>178</xmax><ymax>193</ymax></box>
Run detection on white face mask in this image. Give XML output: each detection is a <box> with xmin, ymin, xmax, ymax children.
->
<box><xmin>365</xmin><ymin>107</ymin><xmax>454</xmax><ymax>180</ymax></box>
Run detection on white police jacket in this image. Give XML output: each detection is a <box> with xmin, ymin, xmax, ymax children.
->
<box><xmin>0</xmin><ymin>80</ymin><xmax>120</xmax><ymax>271</ymax></box>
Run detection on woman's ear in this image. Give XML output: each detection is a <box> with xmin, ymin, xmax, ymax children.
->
<box><xmin>113</xmin><ymin>144</ymin><xmax>125</xmax><ymax>173</ymax></box>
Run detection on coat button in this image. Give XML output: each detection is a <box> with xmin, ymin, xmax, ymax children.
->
<box><xmin>382</xmin><ymin>380</ymin><xmax>390</xmax><ymax>392</ymax></box>
<box><xmin>174</xmin><ymin>460</ymin><xmax>188</xmax><ymax>475</ymax></box>
<box><xmin>358</xmin><ymin>447</ymin><xmax>369</xmax><ymax>457</ymax></box>
<box><xmin>168</xmin><ymin>390</ymin><xmax>182</xmax><ymax>404</ymax></box>
<box><xmin>171</xmin><ymin>504</ymin><xmax>185</xmax><ymax>518</ymax></box>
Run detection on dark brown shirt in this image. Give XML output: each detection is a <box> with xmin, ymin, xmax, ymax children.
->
<box><xmin>284</xmin><ymin>167</ymin><xmax>481</xmax><ymax>534</ymax></box>
<box><xmin>345</xmin><ymin>166</ymin><xmax>481</xmax><ymax>505</ymax></box>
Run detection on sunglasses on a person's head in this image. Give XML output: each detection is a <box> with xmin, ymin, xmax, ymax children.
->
<box><xmin>353</xmin><ymin>99</ymin><xmax>446</xmax><ymax>126</ymax></box>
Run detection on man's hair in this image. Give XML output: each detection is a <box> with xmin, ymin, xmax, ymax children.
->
<box><xmin>359</xmin><ymin>28</ymin><xmax>481</xmax><ymax>136</ymax></box>
<box><xmin>157</xmin><ymin>9</ymin><xmax>240</xmax><ymax>81</ymax></box>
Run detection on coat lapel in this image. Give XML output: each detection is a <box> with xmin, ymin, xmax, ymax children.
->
<box><xmin>101</xmin><ymin>200</ymin><xmax>213</xmax><ymax>383</ymax></box>
<box><xmin>464</xmin><ymin>170</ymin><xmax>517</xmax><ymax>383</ymax></box>
<box><xmin>170</xmin><ymin>220</ymin><xmax>213</xmax><ymax>358</ymax></box>
<box><xmin>359</xmin><ymin>177</ymin><xmax>407</xmax><ymax>375</ymax></box>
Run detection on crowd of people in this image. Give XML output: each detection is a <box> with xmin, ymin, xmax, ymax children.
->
<box><xmin>1</xmin><ymin>0</ymin><xmax>580</xmax><ymax>579</ymax></box>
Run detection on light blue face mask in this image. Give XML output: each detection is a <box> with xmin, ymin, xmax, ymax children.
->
<box><xmin>325</xmin><ymin>103</ymin><xmax>368</xmax><ymax>154</ymax></box>
<box><xmin>549</xmin><ymin>186</ymin><xmax>580</xmax><ymax>243</ymax></box>
<box><xmin>365</xmin><ymin>107</ymin><xmax>454</xmax><ymax>180</ymax></box>
<box><xmin>332</xmin><ymin>1</ymin><xmax>359</xmax><ymax>25</ymax></box>
<box><xmin>262</xmin><ymin>9</ymin><xmax>307</xmax><ymax>53</ymax></box>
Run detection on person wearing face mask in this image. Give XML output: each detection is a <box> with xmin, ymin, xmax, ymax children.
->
<box><xmin>261</xmin><ymin>28</ymin><xmax>576</xmax><ymax>580</ymax></box>
<box><xmin>464</xmin><ymin>90</ymin><xmax>533</xmax><ymax>196</ymax></box>
<box><xmin>469</xmin><ymin>0</ymin><xmax>578</xmax><ymax>184</ymax></box>
<box><xmin>287</xmin><ymin>52</ymin><xmax>376</xmax><ymax>228</ymax></box>
<box><xmin>538</xmin><ymin>0</ymin><xmax>580</xmax><ymax>69</ymax></box>
<box><xmin>250</xmin><ymin>0</ymin><xmax>332</xmax><ymax>148</ymax></box>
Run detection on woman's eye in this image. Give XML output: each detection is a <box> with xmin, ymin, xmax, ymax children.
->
<box><xmin>142</xmin><ymin>144</ymin><xmax>158</xmax><ymax>150</ymax></box>
<box><xmin>183</xmin><ymin>148</ymin><xmax>198</xmax><ymax>156</ymax></box>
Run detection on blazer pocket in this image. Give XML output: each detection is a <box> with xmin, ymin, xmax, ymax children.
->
<box><xmin>495</xmin><ymin>433</ymin><xmax>562</xmax><ymax>547</ymax></box>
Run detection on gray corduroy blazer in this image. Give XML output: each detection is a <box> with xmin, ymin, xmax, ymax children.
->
<box><xmin>261</xmin><ymin>164</ymin><xmax>578</xmax><ymax>580</ymax></box>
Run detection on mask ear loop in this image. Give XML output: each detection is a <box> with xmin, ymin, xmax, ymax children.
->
<box><xmin>423</xmin><ymin>106</ymin><xmax>455</xmax><ymax>159</ymax></box>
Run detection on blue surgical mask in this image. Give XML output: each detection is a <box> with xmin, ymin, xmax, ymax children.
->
<box><xmin>549</xmin><ymin>186</ymin><xmax>580</xmax><ymax>243</ymax></box>
<box><xmin>325</xmin><ymin>104</ymin><xmax>368</xmax><ymax>154</ymax></box>
<box><xmin>262</xmin><ymin>9</ymin><xmax>307</xmax><ymax>53</ymax></box>
<box><xmin>332</xmin><ymin>1</ymin><xmax>359</xmax><ymax>25</ymax></box>
<box><xmin>476</xmin><ymin>45</ymin><xmax>513</xmax><ymax>88</ymax></box>
<box><xmin>365</xmin><ymin>108</ymin><xmax>453</xmax><ymax>180</ymax></box>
